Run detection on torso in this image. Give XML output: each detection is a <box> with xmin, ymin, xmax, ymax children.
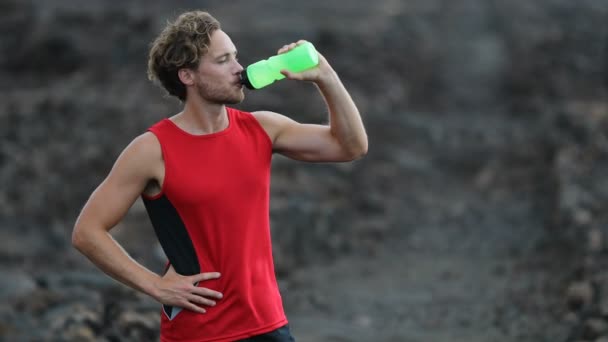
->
<box><xmin>141</xmin><ymin>110</ymin><xmax>277</xmax><ymax>198</ymax></box>
<box><xmin>141</xmin><ymin>107</ymin><xmax>287</xmax><ymax>340</ymax></box>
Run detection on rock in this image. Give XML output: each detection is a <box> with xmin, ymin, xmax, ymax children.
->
<box><xmin>0</xmin><ymin>228</ymin><xmax>47</xmax><ymax>260</ymax></box>
<box><xmin>584</xmin><ymin>318</ymin><xmax>608</xmax><ymax>340</ymax></box>
<box><xmin>563</xmin><ymin>311</ymin><xmax>580</xmax><ymax>324</ymax></box>
<box><xmin>566</xmin><ymin>281</ymin><xmax>594</xmax><ymax>310</ymax></box>
<box><xmin>42</xmin><ymin>271</ymin><xmax>117</xmax><ymax>290</ymax></box>
<box><xmin>600</xmin><ymin>298</ymin><xmax>608</xmax><ymax>318</ymax></box>
<box><xmin>575</xmin><ymin>208</ymin><xmax>593</xmax><ymax>227</ymax></box>
<box><xmin>45</xmin><ymin>303</ymin><xmax>102</xmax><ymax>334</ymax></box>
<box><xmin>0</xmin><ymin>269</ymin><xmax>37</xmax><ymax>300</ymax></box>
<box><xmin>14</xmin><ymin>288</ymin><xmax>62</xmax><ymax>315</ymax></box>
<box><xmin>588</xmin><ymin>227</ymin><xmax>603</xmax><ymax>253</ymax></box>
<box><xmin>117</xmin><ymin>310</ymin><xmax>159</xmax><ymax>340</ymax></box>
<box><xmin>59</xmin><ymin>325</ymin><xmax>97</xmax><ymax>342</ymax></box>
<box><xmin>118</xmin><ymin>310</ymin><xmax>158</xmax><ymax>331</ymax></box>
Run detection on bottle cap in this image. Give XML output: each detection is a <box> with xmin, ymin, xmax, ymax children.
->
<box><xmin>240</xmin><ymin>70</ymin><xmax>255</xmax><ymax>90</ymax></box>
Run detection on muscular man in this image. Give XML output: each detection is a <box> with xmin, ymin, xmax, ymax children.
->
<box><xmin>72</xmin><ymin>10</ymin><xmax>367</xmax><ymax>342</ymax></box>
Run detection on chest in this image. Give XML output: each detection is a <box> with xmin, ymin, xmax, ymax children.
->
<box><xmin>164</xmin><ymin>134</ymin><xmax>271</xmax><ymax>207</ymax></box>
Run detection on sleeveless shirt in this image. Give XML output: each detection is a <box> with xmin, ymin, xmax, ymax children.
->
<box><xmin>142</xmin><ymin>107</ymin><xmax>287</xmax><ymax>342</ymax></box>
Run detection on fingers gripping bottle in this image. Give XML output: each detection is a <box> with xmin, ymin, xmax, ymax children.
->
<box><xmin>241</xmin><ymin>41</ymin><xmax>319</xmax><ymax>90</ymax></box>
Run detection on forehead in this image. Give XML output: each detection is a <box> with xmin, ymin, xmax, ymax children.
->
<box><xmin>206</xmin><ymin>29</ymin><xmax>236</xmax><ymax>57</ymax></box>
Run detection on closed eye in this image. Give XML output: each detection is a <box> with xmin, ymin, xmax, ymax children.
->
<box><xmin>216</xmin><ymin>52</ymin><xmax>238</xmax><ymax>64</ymax></box>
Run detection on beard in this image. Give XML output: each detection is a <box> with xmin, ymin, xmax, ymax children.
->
<box><xmin>196</xmin><ymin>79</ymin><xmax>244</xmax><ymax>105</ymax></box>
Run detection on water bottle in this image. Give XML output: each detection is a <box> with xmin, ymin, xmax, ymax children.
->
<box><xmin>241</xmin><ymin>41</ymin><xmax>319</xmax><ymax>90</ymax></box>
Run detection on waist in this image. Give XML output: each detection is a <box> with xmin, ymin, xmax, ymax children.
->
<box><xmin>160</xmin><ymin>278</ymin><xmax>286</xmax><ymax>341</ymax></box>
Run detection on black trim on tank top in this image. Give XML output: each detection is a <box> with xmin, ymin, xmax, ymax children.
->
<box><xmin>142</xmin><ymin>194</ymin><xmax>200</xmax><ymax>276</ymax></box>
<box><xmin>143</xmin><ymin>194</ymin><xmax>201</xmax><ymax>320</ymax></box>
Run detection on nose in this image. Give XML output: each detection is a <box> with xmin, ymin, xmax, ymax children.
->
<box><xmin>234</xmin><ymin>60</ymin><xmax>244</xmax><ymax>74</ymax></box>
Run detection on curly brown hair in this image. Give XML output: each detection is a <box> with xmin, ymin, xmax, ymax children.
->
<box><xmin>147</xmin><ymin>11</ymin><xmax>221</xmax><ymax>101</ymax></box>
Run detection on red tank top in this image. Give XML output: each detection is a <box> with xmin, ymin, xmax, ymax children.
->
<box><xmin>142</xmin><ymin>107</ymin><xmax>287</xmax><ymax>342</ymax></box>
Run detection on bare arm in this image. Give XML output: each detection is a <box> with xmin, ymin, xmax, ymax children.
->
<box><xmin>253</xmin><ymin>41</ymin><xmax>368</xmax><ymax>162</ymax></box>
<box><xmin>72</xmin><ymin>133</ymin><xmax>222</xmax><ymax>313</ymax></box>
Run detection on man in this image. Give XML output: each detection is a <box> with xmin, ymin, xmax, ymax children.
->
<box><xmin>72</xmin><ymin>10</ymin><xmax>367</xmax><ymax>342</ymax></box>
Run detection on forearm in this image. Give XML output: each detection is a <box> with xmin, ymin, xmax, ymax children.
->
<box><xmin>316</xmin><ymin>70</ymin><xmax>368</xmax><ymax>157</ymax></box>
<box><xmin>72</xmin><ymin>226</ymin><xmax>161</xmax><ymax>300</ymax></box>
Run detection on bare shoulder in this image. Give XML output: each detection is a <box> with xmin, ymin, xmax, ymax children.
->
<box><xmin>252</xmin><ymin>110</ymin><xmax>277</xmax><ymax>123</ymax></box>
<box><xmin>110</xmin><ymin>132</ymin><xmax>163</xmax><ymax>181</ymax></box>
<box><xmin>252</xmin><ymin>110</ymin><xmax>296</xmax><ymax>123</ymax></box>
<box><xmin>252</xmin><ymin>110</ymin><xmax>295</xmax><ymax>143</ymax></box>
<box><xmin>130</xmin><ymin>131</ymin><xmax>161</xmax><ymax>154</ymax></box>
<box><xmin>121</xmin><ymin>132</ymin><xmax>162</xmax><ymax>163</ymax></box>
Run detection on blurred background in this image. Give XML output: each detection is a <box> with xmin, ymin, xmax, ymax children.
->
<box><xmin>1</xmin><ymin>0</ymin><xmax>607</xmax><ymax>341</ymax></box>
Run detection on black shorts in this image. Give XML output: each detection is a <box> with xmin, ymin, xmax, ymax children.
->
<box><xmin>236</xmin><ymin>324</ymin><xmax>295</xmax><ymax>342</ymax></box>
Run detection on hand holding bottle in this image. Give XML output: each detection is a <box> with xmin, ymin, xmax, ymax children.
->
<box><xmin>276</xmin><ymin>40</ymin><xmax>332</xmax><ymax>84</ymax></box>
<box><xmin>241</xmin><ymin>40</ymin><xmax>333</xmax><ymax>90</ymax></box>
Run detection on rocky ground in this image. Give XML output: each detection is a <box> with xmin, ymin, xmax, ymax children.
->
<box><xmin>1</xmin><ymin>0</ymin><xmax>607</xmax><ymax>341</ymax></box>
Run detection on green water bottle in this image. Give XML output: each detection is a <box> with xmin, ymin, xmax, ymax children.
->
<box><xmin>241</xmin><ymin>41</ymin><xmax>319</xmax><ymax>90</ymax></box>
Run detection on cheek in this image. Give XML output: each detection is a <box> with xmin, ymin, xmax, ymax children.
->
<box><xmin>198</xmin><ymin>73</ymin><xmax>228</xmax><ymax>90</ymax></box>
<box><xmin>198</xmin><ymin>64</ymin><xmax>226</xmax><ymax>77</ymax></box>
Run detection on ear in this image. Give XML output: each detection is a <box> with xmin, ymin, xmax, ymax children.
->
<box><xmin>178</xmin><ymin>68</ymin><xmax>194</xmax><ymax>86</ymax></box>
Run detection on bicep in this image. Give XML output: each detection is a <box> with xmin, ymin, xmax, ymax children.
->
<box><xmin>79</xmin><ymin>172</ymin><xmax>145</xmax><ymax>231</ymax></box>
<box><xmin>254</xmin><ymin>111</ymin><xmax>350</xmax><ymax>162</ymax></box>
<box><xmin>275</xmin><ymin>123</ymin><xmax>350</xmax><ymax>162</ymax></box>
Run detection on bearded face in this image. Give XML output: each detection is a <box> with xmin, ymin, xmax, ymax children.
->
<box><xmin>187</xmin><ymin>29</ymin><xmax>245</xmax><ymax>105</ymax></box>
<box><xmin>194</xmin><ymin>75</ymin><xmax>244</xmax><ymax>105</ymax></box>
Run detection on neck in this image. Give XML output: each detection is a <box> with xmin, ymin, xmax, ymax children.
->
<box><xmin>173</xmin><ymin>96</ymin><xmax>229</xmax><ymax>135</ymax></box>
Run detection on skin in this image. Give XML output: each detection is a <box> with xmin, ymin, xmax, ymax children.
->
<box><xmin>72</xmin><ymin>29</ymin><xmax>368</xmax><ymax>315</ymax></box>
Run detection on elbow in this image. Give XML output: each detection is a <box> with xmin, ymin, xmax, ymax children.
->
<box><xmin>71</xmin><ymin>225</ymin><xmax>85</xmax><ymax>251</ymax></box>
<box><xmin>353</xmin><ymin>148</ymin><xmax>368</xmax><ymax>161</ymax></box>
<box><xmin>344</xmin><ymin>141</ymin><xmax>368</xmax><ymax>161</ymax></box>
<box><xmin>71</xmin><ymin>223</ymin><xmax>93</xmax><ymax>253</ymax></box>
<box><xmin>359</xmin><ymin>139</ymin><xmax>369</xmax><ymax>158</ymax></box>
<box><xmin>351</xmin><ymin>136</ymin><xmax>369</xmax><ymax>160</ymax></box>
<box><xmin>352</xmin><ymin>147</ymin><xmax>368</xmax><ymax>161</ymax></box>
